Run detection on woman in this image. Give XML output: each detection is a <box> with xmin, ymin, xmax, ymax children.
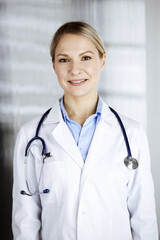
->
<box><xmin>12</xmin><ymin>21</ymin><xmax>158</xmax><ymax>240</ymax></box>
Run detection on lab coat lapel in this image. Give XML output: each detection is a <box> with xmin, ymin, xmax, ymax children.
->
<box><xmin>80</xmin><ymin>101</ymin><xmax>118</xmax><ymax>190</ymax></box>
<box><xmin>52</xmin><ymin>121</ymin><xmax>84</xmax><ymax>168</ymax></box>
<box><xmin>44</xmin><ymin>99</ymin><xmax>84</xmax><ymax>169</ymax></box>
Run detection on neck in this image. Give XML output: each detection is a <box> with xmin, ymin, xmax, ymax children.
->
<box><xmin>63</xmin><ymin>94</ymin><xmax>98</xmax><ymax>126</ymax></box>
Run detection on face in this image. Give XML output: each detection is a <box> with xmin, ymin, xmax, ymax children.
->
<box><xmin>53</xmin><ymin>33</ymin><xmax>106</xmax><ymax>99</ymax></box>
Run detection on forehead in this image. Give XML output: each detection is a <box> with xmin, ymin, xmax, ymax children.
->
<box><xmin>55</xmin><ymin>33</ymin><xmax>97</xmax><ymax>54</ymax></box>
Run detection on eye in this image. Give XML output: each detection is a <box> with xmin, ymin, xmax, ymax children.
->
<box><xmin>59</xmin><ymin>58</ymin><xmax>69</xmax><ymax>63</ymax></box>
<box><xmin>82</xmin><ymin>56</ymin><xmax>91</xmax><ymax>61</ymax></box>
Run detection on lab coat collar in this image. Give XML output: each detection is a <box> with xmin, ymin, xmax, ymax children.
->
<box><xmin>42</xmin><ymin>97</ymin><xmax>118</xmax><ymax>170</ymax></box>
<box><xmin>78</xmin><ymin>100</ymin><xmax>119</xmax><ymax>195</ymax></box>
<box><xmin>43</xmin><ymin>99</ymin><xmax>63</xmax><ymax>124</ymax></box>
<box><xmin>43</xmin><ymin>98</ymin><xmax>84</xmax><ymax>168</ymax></box>
<box><xmin>43</xmin><ymin>97</ymin><xmax>118</xmax><ymax>128</ymax></box>
<box><xmin>100</xmin><ymin>98</ymin><xmax>118</xmax><ymax>128</ymax></box>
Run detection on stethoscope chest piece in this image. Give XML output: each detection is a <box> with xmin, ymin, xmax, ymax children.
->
<box><xmin>124</xmin><ymin>156</ymin><xmax>139</xmax><ymax>170</ymax></box>
<box><xmin>109</xmin><ymin>107</ymin><xmax>139</xmax><ymax>170</ymax></box>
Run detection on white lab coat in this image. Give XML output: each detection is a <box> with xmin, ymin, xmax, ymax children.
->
<box><xmin>12</xmin><ymin>99</ymin><xmax>158</xmax><ymax>240</ymax></box>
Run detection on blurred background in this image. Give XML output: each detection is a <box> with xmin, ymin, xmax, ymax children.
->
<box><xmin>0</xmin><ymin>0</ymin><xmax>159</xmax><ymax>238</ymax></box>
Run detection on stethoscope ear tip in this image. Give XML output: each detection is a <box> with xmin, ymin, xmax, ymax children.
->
<box><xmin>43</xmin><ymin>189</ymin><xmax>50</xmax><ymax>194</ymax></box>
<box><xmin>20</xmin><ymin>190</ymin><xmax>26</xmax><ymax>195</ymax></box>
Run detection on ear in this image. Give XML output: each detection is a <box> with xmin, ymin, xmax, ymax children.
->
<box><xmin>100</xmin><ymin>53</ymin><xmax>106</xmax><ymax>72</ymax></box>
<box><xmin>53</xmin><ymin>62</ymin><xmax>55</xmax><ymax>70</ymax></box>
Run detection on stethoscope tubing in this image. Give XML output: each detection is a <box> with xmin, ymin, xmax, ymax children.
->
<box><xmin>21</xmin><ymin>105</ymin><xmax>138</xmax><ymax>197</ymax></box>
<box><xmin>109</xmin><ymin>107</ymin><xmax>132</xmax><ymax>158</ymax></box>
<box><xmin>25</xmin><ymin>108</ymin><xmax>52</xmax><ymax>157</ymax></box>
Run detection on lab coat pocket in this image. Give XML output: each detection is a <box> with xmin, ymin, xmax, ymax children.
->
<box><xmin>40</xmin><ymin>160</ymin><xmax>68</xmax><ymax>204</ymax></box>
<box><xmin>43</xmin><ymin>155</ymin><xmax>60</xmax><ymax>163</ymax></box>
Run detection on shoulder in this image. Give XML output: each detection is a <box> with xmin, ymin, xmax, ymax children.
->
<box><xmin>101</xmin><ymin>99</ymin><xmax>146</xmax><ymax>140</ymax></box>
<box><xmin>17</xmin><ymin>116</ymin><xmax>41</xmax><ymax>142</ymax></box>
<box><xmin>101</xmin><ymin>99</ymin><xmax>141</xmax><ymax>129</ymax></box>
<box><xmin>18</xmin><ymin>98</ymin><xmax>62</xmax><ymax>140</ymax></box>
<box><xmin>119</xmin><ymin>112</ymin><xmax>141</xmax><ymax>131</ymax></box>
<box><xmin>113</xmin><ymin>110</ymin><xmax>148</xmax><ymax>148</ymax></box>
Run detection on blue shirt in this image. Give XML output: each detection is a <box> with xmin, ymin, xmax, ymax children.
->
<box><xmin>60</xmin><ymin>97</ymin><xmax>102</xmax><ymax>162</ymax></box>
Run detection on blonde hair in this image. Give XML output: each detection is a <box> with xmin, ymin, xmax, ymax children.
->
<box><xmin>50</xmin><ymin>21</ymin><xmax>106</xmax><ymax>62</ymax></box>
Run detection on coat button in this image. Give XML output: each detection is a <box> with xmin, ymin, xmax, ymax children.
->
<box><xmin>82</xmin><ymin>210</ymin><xmax>87</xmax><ymax>216</ymax></box>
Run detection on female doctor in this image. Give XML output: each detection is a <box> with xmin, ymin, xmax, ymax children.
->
<box><xmin>12</xmin><ymin>21</ymin><xmax>158</xmax><ymax>240</ymax></box>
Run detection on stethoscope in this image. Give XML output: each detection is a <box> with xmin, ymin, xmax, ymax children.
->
<box><xmin>21</xmin><ymin>107</ymin><xmax>138</xmax><ymax>197</ymax></box>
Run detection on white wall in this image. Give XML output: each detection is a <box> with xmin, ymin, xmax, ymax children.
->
<box><xmin>146</xmin><ymin>0</ymin><xmax>160</xmax><ymax>236</ymax></box>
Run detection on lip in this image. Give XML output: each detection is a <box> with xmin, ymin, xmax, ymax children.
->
<box><xmin>68</xmin><ymin>79</ymin><xmax>88</xmax><ymax>86</ymax></box>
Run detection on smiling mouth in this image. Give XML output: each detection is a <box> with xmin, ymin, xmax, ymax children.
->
<box><xmin>68</xmin><ymin>79</ymin><xmax>88</xmax><ymax>86</ymax></box>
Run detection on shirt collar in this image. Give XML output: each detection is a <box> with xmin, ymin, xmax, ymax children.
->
<box><xmin>43</xmin><ymin>97</ymin><xmax>118</xmax><ymax>128</ymax></box>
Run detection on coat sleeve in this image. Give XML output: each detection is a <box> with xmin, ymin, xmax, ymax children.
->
<box><xmin>127</xmin><ymin>125</ymin><xmax>159</xmax><ymax>240</ymax></box>
<box><xmin>12</xmin><ymin>127</ymin><xmax>41</xmax><ymax>240</ymax></box>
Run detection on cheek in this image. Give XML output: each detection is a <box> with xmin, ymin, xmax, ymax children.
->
<box><xmin>88</xmin><ymin>60</ymin><xmax>102</xmax><ymax>75</ymax></box>
<box><xmin>89</xmin><ymin>65</ymin><xmax>101</xmax><ymax>77</ymax></box>
<box><xmin>55</xmin><ymin>67</ymin><xmax>66</xmax><ymax>80</ymax></box>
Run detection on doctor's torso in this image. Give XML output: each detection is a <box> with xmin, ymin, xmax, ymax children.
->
<box><xmin>12</xmin><ymin>99</ymin><xmax>158</xmax><ymax>240</ymax></box>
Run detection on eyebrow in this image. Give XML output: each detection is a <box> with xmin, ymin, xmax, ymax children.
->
<box><xmin>56</xmin><ymin>51</ymin><xmax>95</xmax><ymax>57</ymax></box>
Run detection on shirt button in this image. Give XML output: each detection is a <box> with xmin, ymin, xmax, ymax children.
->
<box><xmin>80</xmin><ymin>147</ymin><xmax>83</xmax><ymax>151</ymax></box>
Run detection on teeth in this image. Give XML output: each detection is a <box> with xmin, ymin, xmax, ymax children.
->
<box><xmin>70</xmin><ymin>79</ymin><xmax>86</xmax><ymax>83</ymax></box>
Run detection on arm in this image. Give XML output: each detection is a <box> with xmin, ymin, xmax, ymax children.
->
<box><xmin>127</xmin><ymin>126</ymin><xmax>158</xmax><ymax>240</ymax></box>
<box><xmin>12</xmin><ymin>127</ymin><xmax>41</xmax><ymax>240</ymax></box>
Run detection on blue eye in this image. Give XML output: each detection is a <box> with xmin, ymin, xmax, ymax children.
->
<box><xmin>82</xmin><ymin>56</ymin><xmax>91</xmax><ymax>61</ymax></box>
<box><xmin>59</xmin><ymin>59</ymin><xmax>69</xmax><ymax>63</ymax></box>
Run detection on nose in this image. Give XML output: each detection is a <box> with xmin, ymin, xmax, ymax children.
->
<box><xmin>68</xmin><ymin>61</ymin><xmax>81</xmax><ymax>75</ymax></box>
